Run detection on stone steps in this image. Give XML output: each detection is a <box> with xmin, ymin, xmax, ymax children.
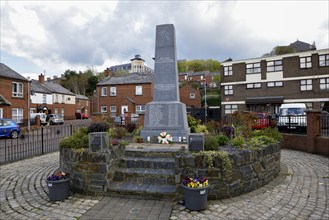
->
<box><xmin>107</xmin><ymin>144</ymin><xmax>186</xmax><ymax>199</ymax></box>
<box><xmin>120</xmin><ymin>157</ymin><xmax>175</xmax><ymax>169</ymax></box>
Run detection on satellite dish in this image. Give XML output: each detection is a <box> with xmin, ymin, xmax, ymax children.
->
<box><xmin>30</xmin><ymin>90</ymin><xmax>35</xmax><ymax>95</ymax></box>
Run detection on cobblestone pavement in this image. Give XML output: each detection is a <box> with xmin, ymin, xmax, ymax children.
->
<box><xmin>0</xmin><ymin>149</ymin><xmax>328</xmax><ymax>220</ymax></box>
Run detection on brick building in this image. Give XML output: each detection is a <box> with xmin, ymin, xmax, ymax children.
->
<box><xmin>221</xmin><ymin>48</ymin><xmax>329</xmax><ymax>117</ymax></box>
<box><xmin>96</xmin><ymin>72</ymin><xmax>154</xmax><ymax>122</ymax></box>
<box><xmin>0</xmin><ymin>63</ymin><xmax>29</xmax><ymax>124</ymax></box>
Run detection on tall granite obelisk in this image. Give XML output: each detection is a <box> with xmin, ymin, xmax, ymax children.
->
<box><xmin>141</xmin><ymin>24</ymin><xmax>190</xmax><ymax>142</ymax></box>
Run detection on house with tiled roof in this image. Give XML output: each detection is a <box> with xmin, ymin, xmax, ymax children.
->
<box><xmin>30</xmin><ymin>74</ymin><xmax>76</xmax><ymax>120</ymax></box>
<box><xmin>75</xmin><ymin>94</ymin><xmax>90</xmax><ymax>118</ymax></box>
<box><xmin>0</xmin><ymin>63</ymin><xmax>29</xmax><ymax>124</ymax></box>
<box><xmin>96</xmin><ymin>71</ymin><xmax>154</xmax><ymax>125</ymax></box>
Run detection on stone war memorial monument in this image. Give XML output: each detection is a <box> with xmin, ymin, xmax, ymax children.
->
<box><xmin>141</xmin><ymin>24</ymin><xmax>190</xmax><ymax>142</ymax></box>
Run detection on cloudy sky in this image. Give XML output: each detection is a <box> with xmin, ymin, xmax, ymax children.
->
<box><xmin>1</xmin><ymin>0</ymin><xmax>328</xmax><ymax>80</ymax></box>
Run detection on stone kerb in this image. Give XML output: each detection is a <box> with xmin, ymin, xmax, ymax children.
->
<box><xmin>175</xmin><ymin>143</ymin><xmax>281</xmax><ymax>200</ymax></box>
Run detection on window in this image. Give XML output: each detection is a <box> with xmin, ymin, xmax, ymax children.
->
<box><xmin>184</xmin><ymin>75</ymin><xmax>188</xmax><ymax>80</ymax></box>
<box><xmin>319</xmin><ymin>54</ymin><xmax>329</xmax><ymax>67</ymax></box>
<box><xmin>224</xmin><ymin>104</ymin><xmax>238</xmax><ymax>114</ymax></box>
<box><xmin>62</xmin><ymin>95</ymin><xmax>65</xmax><ymax>103</ymax></box>
<box><xmin>101</xmin><ymin>106</ymin><xmax>107</xmax><ymax>113</ymax></box>
<box><xmin>55</xmin><ymin>94</ymin><xmax>58</xmax><ymax>103</ymax></box>
<box><xmin>110</xmin><ymin>106</ymin><xmax>116</xmax><ymax>117</ymax></box>
<box><xmin>110</xmin><ymin>87</ymin><xmax>116</xmax><ymax>96</ymax></box>
<box><xmin>101</xmin><ymin>87</ymin><xmax>107</xmax><ymax>96</ymax></box>
<box><xmin>42</xmin><ymin>94</ymin><xmax>46</xmax><ymax>103</ymax></box>
<box><xmin>55</xmin><ymin>108</ymin><xmax>58</xmax><ymax>114</ymax></box>
<box><xmin>224</xmin><ymin>66</ymin><xmax>233</xmax><ymax>76</ymax></box>
<box><xmin>12</xmin><ymin>108</ymin><xmax>23</xmax><ymax>123</ymax></box>
<box><xmin>135</xmin><ymin>86</ymin><xmax>142</xmax><ymax>95</ymax></box>
<box><xmin>61</xmin><ymin>108</ymin><xmax>65</xmax><ymax>117</ymax></box>
<box><xmin>200</xmin><ymin>75</ymin><xmax>204</xmax><ymax>80</ymax></box>
<box><xmin>190</xmin><ymin>93</ymin><xmax>195</xmax><ymax>99</ymax></box>
<box><xmin>246</xmin><ymin>63</ymin><xmax>261</xmax><ymax>74</ymax></box>
<box><xmin>301</xmin><ymin>79</ymin><xmax>312</xmax><ymax>91</ymax></box>
<box><xmin>224</xmin><ymin>85</ymin><xmax>233</xmax><ymax>95</ymax></box>
<box><xmin>300</xmin><ymin>57</ymin><xmax>312</xmax><ymax>68</ymax></box>
<box><xmin>12</xmin><ymin>82</ymin><xmax>23</xmax><ymax>97</ymax></box>
<box><xmin>320</xmin><ymin>78</ymin><xmax>329</xmax><ymax>90</ymax></box>
<box><xmin>246</xmin><ymin>83</ymin><xmax>261</xmax><ymax>89</ymax></box>
<box><xmin>267</xmin><ymin>60</ymin><xmax>283</xmax><ymax>72</ymax></box>
<box><xmin>267</xmin><ymin>81</ymin><xmax>283</xmax><ymax>87</ymax></box>
<box><xmin>0</xmin><ymin>108</ymin><xmax>3</xmax><ymax>118</ymax></box>
<box><xmin>136</xmin><ymin>105</ymin><xmax>146</xmax><ymax>114</ymax></box>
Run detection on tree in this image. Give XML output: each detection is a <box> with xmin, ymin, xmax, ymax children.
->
<box><xmin>60</xmin><ymin>68</ymin><xmax>103</xmax><ymax>97</ymax></box>
<box><xmin>177</xmin><ymin>59</ymin><xmax>221</xmax><ymax>72</ymax></box>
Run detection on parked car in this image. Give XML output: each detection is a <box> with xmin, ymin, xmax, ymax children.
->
<box><xmin>47</xmin><ymin>114</ymin><xmax>64</xmax><ymax>125</ymax></box>
<box><xmin>278</xmin><ymin>103</ymin><xmax>307</xmax><ymax>131</ymax></box>
<box><xmin>30</xmin><ymin>113</ymin><xmax>47</xmax><ymax>125</ymax></box>
<box><xmin>251</xmin><ymin>112</ymin><xmax>274</xmax><ymax>130</ymax></box>
<box><xmin>75</xmin><ymin>112</ymin><xmax>89</xmax><ymax>119</ymax></box>
<box><xmin>0</xmin><ymin>118</ymin><xmax>21</xmax><ymax>139</ymax></box>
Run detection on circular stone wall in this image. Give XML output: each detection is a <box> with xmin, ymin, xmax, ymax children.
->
<box><xmin>175</xmin><ymin>143</ymin><xmax>281</xmax><ymax>200</ymax></box>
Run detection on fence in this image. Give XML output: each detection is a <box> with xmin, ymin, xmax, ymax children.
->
<box><xmin>0</xmin><ymin>123</ymin><xmax>90</xmax><ymax>165</ymax></box>
<box><xmin>320</xmin><ymin>114</ymin><xmax>329</xmax><ymax>136</ymax></box>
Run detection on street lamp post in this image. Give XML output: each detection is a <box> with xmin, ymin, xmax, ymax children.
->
<box><xmin>204</xmin><ymin>79</ymin><xmax>207</xmax><ymax>125</ymax></box>
<box><xmin>27</xmin><ymin>77</ymin><xmax>31</xmax><ymax>132</ymax></box>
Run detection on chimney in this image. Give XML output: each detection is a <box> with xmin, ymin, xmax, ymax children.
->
<box><xmin>104</xmin><ymin>69</ymin><xmax>111</xmax><ymax>77</ymax></box>
<box><xmin>39</xmin><ymin>74</ymin><xmax>45</xmax><ymax>84</ymax></box>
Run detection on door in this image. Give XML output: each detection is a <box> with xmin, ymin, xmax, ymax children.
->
<box><xmin>121</xmin><ymin>106</ymin><xmax>128</xmax><ymax>114</ymax></box>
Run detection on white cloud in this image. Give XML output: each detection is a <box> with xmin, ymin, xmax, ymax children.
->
<box><xmin>1</xmin><ymin>0</ymin><xmax>328</xmax><ymax>78</ymax></box>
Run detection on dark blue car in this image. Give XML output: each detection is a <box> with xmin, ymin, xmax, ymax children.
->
<box><xmin>0</xmin><ymin>118</ymin><xmax>21</xmax><ymax>139</ymax></box>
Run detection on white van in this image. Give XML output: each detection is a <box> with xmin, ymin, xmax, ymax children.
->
<box><xmin>30</xmin><ymin>113</ymin><xmax>47</xmax><ymax>125</ymax></box>
<box><xmin>278</xmin><ymin>103</ymin><xmax>307</xmax><ymax>131</ymax></box>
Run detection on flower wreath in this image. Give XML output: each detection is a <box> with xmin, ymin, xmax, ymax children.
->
<box><xmin>158</xmin><ymin>131</ymin><xmax>173</xmax><ymax>144</ymax></box>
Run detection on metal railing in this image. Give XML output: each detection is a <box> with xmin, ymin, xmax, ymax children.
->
<box><xmin>277</xmin><ymin>115</ymin><xmax>307</xmax><ymax>134</ymax></box>
<box><xmin>0</xmin><ymin>123</ymin><xmax>90</xmax><ymax>164</ymax></box>
<box><xmin>320</xmin><ymin>114</ymin><xmax>329</xmax><ymax>137</ymax></box>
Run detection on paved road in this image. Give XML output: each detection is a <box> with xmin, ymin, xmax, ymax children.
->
<box><xmin>0</xmin><ymin>149</ymin><xmax>328</xmax><ymax>220</ymax></box>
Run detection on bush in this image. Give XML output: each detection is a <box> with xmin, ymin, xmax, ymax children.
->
<box><xmin>252</xmin><ymin>127</ymin><xmax>283</xmax><ymax>142</ymax></box>
<box><xmin>188</xmin><ymin>115</ymin><xmax>200</xmax><ymax>133</ymax></box>
<box><xmin>109</xmin><ymin>127</ymin><xmax>127</xmax><ymax>139</ymax></box>
<box><xmin>125</xmin><ymin>122</ymin><xmax>137</xmax><ymax>133</ymax></box>
<box><xmin>216</xmin><ymin>134</ymin><xmax>229</xmax><ymax>146</ymax></box>
<box><xmin>230</xmin><ymin>136</ymin><xmax>246</xmax><ymax>149</ymax></box>
<box><xmin>205</xmin><ymin>135</ymin><xmax>219</xmax><ymax>151</ymax></box>
<box><xmin>221</xmin><ymin>126</ymin><xmax>235</xmax><ymax>139</ymax></box>
<box><xmin>60</xmin><ymin>128</ymin><xmax>88</xmax><ymax>149</ymax></box>
<box><xmin>195</xmin><ymin>125</ymin><xmax>208</xmax><ymax>134</ymax></box>
<box><xmin>248</xmin><ymin>135</ymin><xmax>277</xmax><ymax>150</ymax></box>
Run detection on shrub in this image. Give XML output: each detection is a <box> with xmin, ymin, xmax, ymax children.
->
<box><xmin>126</xmin><ymin>122</ymin><xmax>137</xmax><ymax>133</ymax></box>
<box><xmin>221</xmin><ymin>126</ymin><xmax>235</xmax><ymax>139</ymax></box>
<box><xmin>188</xmin><ymin>115</ymin><xmax>200</xmax><ymax>133</ymax></box>
<box><xmin>230</xmin><ymin>136</ymin><xmax>246</xmax><ymax>149</ymax></box>
<box><xmin>60</xmin><ymin>128</ymin><xmax>88</xmax><ymax>149</ymax></box>
<box><xmin>205</xmin><ymin>135</ymin><xmax>219</xmax><ymax>151</ymax></box>
<box><xmin>252</xmin><ymin>127</ymin><xmax>283</xmax><ymax>142</ymax></box>
<box><xmin>110</xmin><ymin>127</ymin><xmax>127</xmax><ymax>139</ymax></box>
<box><xmin>195</xmin><ymin>125</ymin><xmax>208</xmax><ymax>134</ymax></box>
<box><xmin>216</xmin><ymin>134</ymin><xmax>229</xmax><ymax>146</ymax></box>
<box><xmin>248</xmin><ymin>135</ymin><xmax>276</xmax><ymax>150</ymax></box>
